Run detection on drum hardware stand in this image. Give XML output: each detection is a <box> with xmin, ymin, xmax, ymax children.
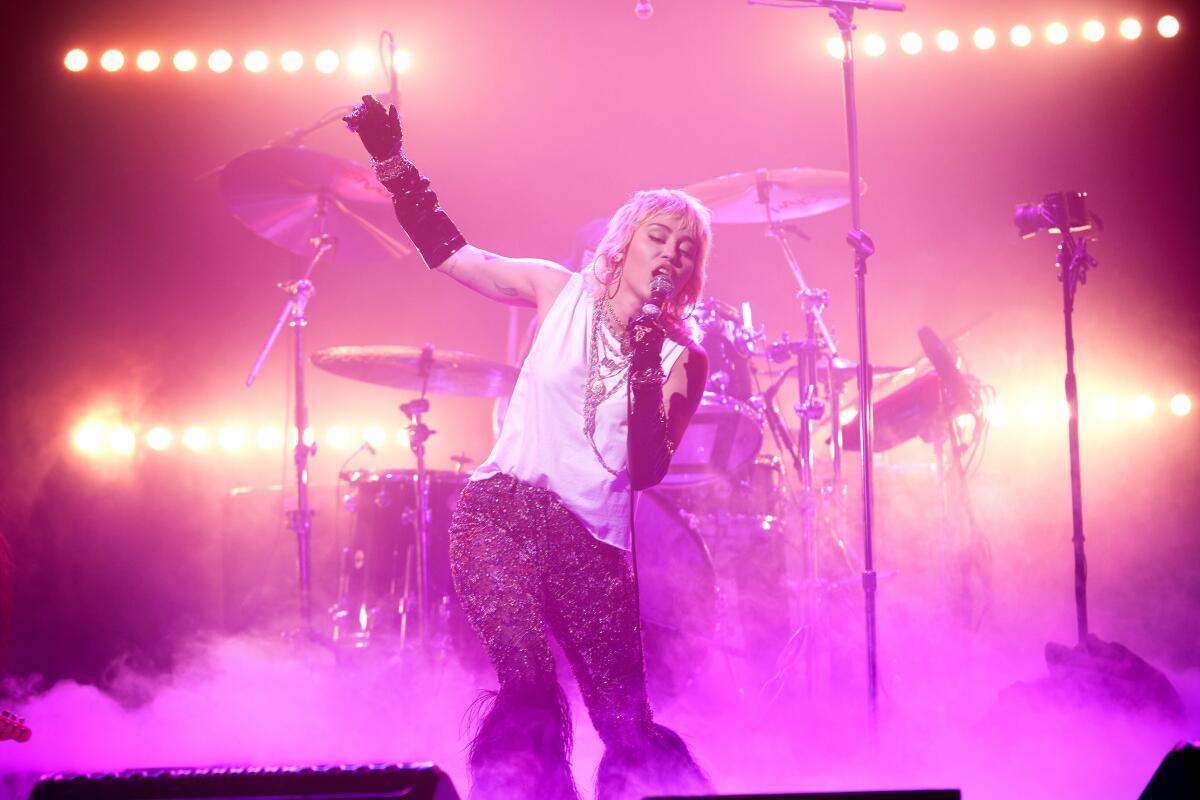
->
<box><xmin>245</xmin><ymin>194</ymin><xmax>338</xmax><ymax>634</ymax></box>
<box><xmin>752</xmin><ymin>0</ymin><xmax>905</xmax><ymax>724</ymax></box>
<box><xmin>399</xmin><ymin>344</ymin><xmax>437</xmax><ymax>644</ymax></box>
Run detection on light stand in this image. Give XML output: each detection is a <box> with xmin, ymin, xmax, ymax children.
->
<box><xmin>751</xmin><ymin>0</ymin><xmax>905</xmax><ymax>723</ymax></box>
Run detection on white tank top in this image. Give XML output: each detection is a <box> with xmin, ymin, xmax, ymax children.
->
<box><xmin>472</xmin><ymin>270</ymin><xmax>688</xmax><ymax>550</ymax></box>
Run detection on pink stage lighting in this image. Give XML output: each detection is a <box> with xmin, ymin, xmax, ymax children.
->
<box><xmin>973</xmin><ymin>28</ymin><xmax>996</xmax><ymax>50</ymax></box>
<box><xmin>208</xmin><ymin>50</ymin><xmax>233</xmax><ymax>73</ymax></box>
<box><xmin>1120</xmin><ymin>18</ymin><xmax>1143</xmax><ymax>40</ymax></box>
<box><xmin>136</xmin><ymin>50</ymin><xmax>161</xmax><ymax>72</ymax></box>
<box><xmin>64</xmin><ymin>49</ymin><xmax>88</xmax><ymax>71</ymax></box>
<box><xmin>244</xmin><ymin>50</ymin><xmax>269</xmax><ymax>73</ymax></box>
<box><xmin>900</xmin><ymin>32</ymin><xmax>923</xmax><ymax>55</ymax></box>
<box><xmin>146</xmin><ymin>427</ymin><xmax>172</xmax><ymax>451</ymax></box>
<box><xmin>863</xmin><ymin>34</ymin><xmax>886</xmax><ymax>57</ymax></box>
<box><xmin>173</xmin><ymin>50</ymin><xmax>198</xmax><ymax>71</ymax></box>
<box><xmin>1170</xmin><ymin>394</ymin><xmax>1192</xmax><ymax>416</ymax></box>
<box><xmin>1082</xmin><ymin>20</ymin><xmax>1106</xmax><ymax>43</ymax></box>
<box><xmin>1010</xmin><ymin>25</ymin><xmax>1033</xmax><ymax>47</ymax></box>
<box><xmin>1046</xmin><ymin>22</ymin><xmax>1069</xmax><ymax>45</ymax></box>
<box><xmin>315</xmin><ymin>50</ymin><xmax>340</xmax><ymax>73</ymax></box>
<box><xmin>100</xmin><ymin>49</ymin><xmax>125</xmax><ymax>72</ymax></box>
<box><xmin>280</xmin><ymin>50</ymin><xmax>304</xmax><ymax>72</ymax></box>
<box><xmin>936</xmin><ymin>30</ymin><xmax>959</xmax><ymax>52</ymax></box>
<box><xmin>1157</xmin><ymin>15</ymin><xmax>1181</xmax><ymax>39</ymax></box>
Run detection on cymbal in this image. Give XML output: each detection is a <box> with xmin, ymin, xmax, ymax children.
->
<box><xmin>311</xmin><ymin>345</ymin><xmax>518</xmax><ymax>398</ymax></box>
<box><xmin>684</xmin><ymin>167</ymin><xmax>867</xmax><ymax>224</ymax></box>
<box><xmin>220</xmin><ymin>146</ymin><xmax>411</xmax><ymax>264</ymax></box>
<box><xmin>828</xmin><ymin>356</ymin><xmax>908</xmax><ymax>381</ymax></box>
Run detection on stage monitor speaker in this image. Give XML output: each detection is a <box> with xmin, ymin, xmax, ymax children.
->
<box><xmin>646</xmin><ymin>792</ymin><xmax>959</xmax><ymax>800</ymax></box>
<box><xmin>29</xmin><ymin>762</ymin><xmax>459</xmax><ymax>800</ymax></box>
<box><xmin>1139</xmin><ymin>741</ymin><xmax>1198</xmax><ymax>799</ymax></box>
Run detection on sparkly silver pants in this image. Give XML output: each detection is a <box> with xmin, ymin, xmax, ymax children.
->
<box><xmin>449</xmin><ymin>474</ymin><xmax>709</xmax><ymax>800</ymax></box>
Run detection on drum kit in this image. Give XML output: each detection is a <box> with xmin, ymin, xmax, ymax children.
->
<box><xmin>217</xmin><ymin>133</ymin><xmax>961</xmax><ymax>691</ymax></box>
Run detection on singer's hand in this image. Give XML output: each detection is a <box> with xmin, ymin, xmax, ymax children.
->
<box><xmin>629</xmin><ymin>312</ymin><xmax>666</xmax><ymax>377</ymax></box>
<box><xmin>343</xmin><ymin>95</ymin><xmax>403</xmax><ymax>161</ymax></box>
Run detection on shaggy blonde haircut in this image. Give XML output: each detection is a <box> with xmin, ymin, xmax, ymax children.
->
<box><xmin>590</xmin><ymin>189</ymin><xmax>712</xmax><ymax>322</ymax></box>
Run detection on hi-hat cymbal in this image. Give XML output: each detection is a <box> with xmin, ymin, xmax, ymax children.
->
<box><xmin>311</xmin><ymin>345</ymin><xmax>518</xmax><ymax>398</ymax></box>
<box><xmin>220</xmin><ymin>145</ymin><xmax>411</xmax><ymax>264</ymax></box>
<box><xmin>684</xmin><ymin>167</ymin><xmax>867</xmax><ymax>224</ymax></box>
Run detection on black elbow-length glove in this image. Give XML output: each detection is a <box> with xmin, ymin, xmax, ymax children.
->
<box><xmin>343</xmin><ymin>95</ymin><xmax>466</xmax><ymax>269</ymax></box>
<box><xmin>627</xmin><ymin>313</ymin><xmax>674</xmax><ymax>490</ymax></box>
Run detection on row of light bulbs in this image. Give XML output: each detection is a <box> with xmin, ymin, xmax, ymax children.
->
<box><xmin>827</xmin><ymin>15</ymin><xmax>1182</xmax><ymax>58</ymax></box>
<box><xmin>63</xmin><ymin>47</ymin><xmax>411</xmax><ymax>75</ymax></box>
<box><xmin>73</xmin><ymin>394</ymin><xmax>1192</xmax><ymax>457</ymax></box>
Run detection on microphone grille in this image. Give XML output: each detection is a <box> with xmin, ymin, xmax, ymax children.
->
<box><xmin>650</xmin><ymin>274</ymin><xmax>674</xmax><ymax>296</ymax></box>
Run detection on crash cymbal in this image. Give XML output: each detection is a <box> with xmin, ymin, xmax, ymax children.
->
<box><xmin>311</xmin><ymin>345</ymin><xmax>518</xmax><ymax>398</ymax></box>
<box><xmin>220</xmin><ymin>145</ymin><xmax>411</xmax><ymax>264</ymax></box>
<box><xmin>684</xmin><ymin>167</ymin><xmax>867</xmax><ymax>224</ymax></box>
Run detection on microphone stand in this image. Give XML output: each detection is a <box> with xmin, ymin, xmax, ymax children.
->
<box><xmin>751</xmin><ymin>0</ymin><xmax>905</xmax><ymax>725</ymax></box>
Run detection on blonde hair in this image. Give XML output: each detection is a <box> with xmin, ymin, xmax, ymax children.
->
<box><xmin>591</xmin><ymin>189</ymin><xmax>712</xmax><ymax>322</ymax></box>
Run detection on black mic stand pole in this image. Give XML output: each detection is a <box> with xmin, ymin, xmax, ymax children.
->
<box><xmin>751</xmin><ymin>0</ymin><xmax>904</xmax><ymax>726</ymax></box>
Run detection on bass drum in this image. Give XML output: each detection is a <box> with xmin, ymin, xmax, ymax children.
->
<box><xmin>634</xmin><ymin>488</ymin><xmax>719</xmax><ymax>701</ymax></box>
<box><xmin>335</xmin><ymin>468</ymin><xmax>482</xmax><ymax>661</ymax></box>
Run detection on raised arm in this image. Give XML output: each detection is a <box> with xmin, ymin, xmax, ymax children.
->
<box><xmin>344</xmin><ymin>96</ymin><xmax>569</xmax><ymax>314</ymax></box>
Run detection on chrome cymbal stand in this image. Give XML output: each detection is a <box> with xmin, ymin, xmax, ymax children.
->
<box><xmin>751</xmin><ymin>0</ymin><xmax>905</xmax><ymax>724</ymax></box>
<box><xmin>399</xmin><ymin>344</ymin><xmax>437</xmax><ymax>644</ymax></box>
<box><xmin>246</xmin><ymin>207</ymin><xmax>338</xmax><ymax>632</ymax></box>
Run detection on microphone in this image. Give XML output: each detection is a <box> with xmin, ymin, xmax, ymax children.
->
<box><xmin>634</xmin><ymin>1</ymin><xmax>653</xmax><ymax>20</ymax></box>
<box><xmin>643</xmin><ymin>274</ymin><xmax>674</xmax><ymax>318</ymax></box>
<box><xmin>917</xmin><ymin>326</ymin><xmax>974</xmax><ymax>413</ymax></box>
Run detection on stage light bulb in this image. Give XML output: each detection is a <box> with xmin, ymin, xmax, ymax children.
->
<box><xmin>244</xmin><ymin>50</ymin><xmax>269</xmax><ymax>73</ymax></box>
<box><xmin>1082</xmin><ymin>21</ymin><xmax>1105</xmax><ymax>43</ymax></box>
<box><xmin>364</xmin><ymin>425</ymin><xmax>386</xmax><ymax>449</ymax></box>
<box><xmin>136</xmin><ymin>50</ymin><xmax>160</xmax><ymax>71</ymax></box>
<box><xmin>1021</xmin><ymin>401</ymin><xmax>1045</xmax><ymax>423</ymax></box>
<box><xmin>146</xmin><ymin>427</ymin><xmax>172</xmax><ymax>451</ymax></box>
<box><xmin>64</xmin><ymin>49</ymin><xmax>88</xmax><ymax>71</ymax></box>
<box><xmin>1058</xmin><ymin>401</ymin><xmax>1073</xmax><ymax>422</ymax></box>
<box><xmin>1120</xmin><ymin>18</ymin><xmax>1143</xmax><ymax>40</ymax></box>
<box><xmin>1158</xmin><ymin>15</ymin><xmax>1180</xmax><ymax>39</ymax></box>
<box><xmin>208</xmin><ymin>49</ymin><xmax>233</xmax><ymax>73</ymax></box>
<box><xmin>1046</xmin><ymin>22</ymin><xmax>1069</xmax><ymax>45</ymax></box>
<box><xmin>74</xmin><ymin>421</ymin><xmax>106</xmax><ymax>454</ymax></box>
<box><xmin>100</xmin><ymin>49</ymin><xmax>125</xmax><ymax>72</ymax></box>
<box><xmin>280</xmin><ymin>50</ymin><xmax>303</xmax><ymax>72</ymax></box>
<box><xmin>936</xmin><ymin>30</ymin><xmax>959</xmax><ymax>52</ymax></box>
<box><xmin>347</xmin><ymin>47</ymin><xmax>375</xmax><ymax>75</ymax></box>
<box><xmin>973</xmin><ymin>27</ymin><xmax>996</xmax><ymax>50</ymax></box>
<box><xmin>218</xmin><ymin>426</ymin><xmax>246</xmax><ymax>450</ymax></box>
<box><xmin>173</xmin><ymin>50</ymin><xmax>197</xmax><ymax>71</ymax></box>
<box><xmin>290</xmin><ymin>427</ymin><xmax>316</xmax><ymax>447</ymax></box>
<box><xmin>182</xmin><ymin>427</ymin><xmax>210</xmax><ymax>450</ymax></box>
<box><xmin>110</xmin><ymin>426</ymin><xmax>137</xmax><ymax>454</ymax></box>
<box><xmin>900</xmin><ymin>32</ymin><xmax>923</xmax><ymax>55</ymax></box>
<box><xmin>255</xmin><ymin>425</ymin><xmax>282</xmax><ymax>449</ymax></box>
<box><xmin>392</xmin><ymin>50</ymin><xmax>412</xmax><ymax>73</ymax></box>
<box><xmin>984</xmin><ymin>403</ymin><xmax>1009</xmax><ymax>427</ymax></box>
<box><xmin>315</xmin><ymin>49</ymin><xmax>340</xmax><ymax>73</ymax></box>
<box><xmin>825</xmin><ymin>36</ymin><xmax>846</xmax><ymax>60</ymax></box>
<box><xmin>1170</xmin><ymin>394</ymin><xmax>1192</xmax><ymax>416</ymax></box>
<box><xmin>1095</xmin><ymin>396</ymin><xmax>1118</xmax><ymax>421</ymax></box>
<box><xmin>1010</xmin><ymin>25</ymin><xmax>1033</xmax><ymax>47</ymax></box>
<box><xmin>327</xmin><ymin>424</ymin><xmax>353</xmax><ymax>449</ymax></box>
<box><xmin>1131</xmin><ymin>395</ymin><xmax>1156</xmax><ymax>418</ymax></box>
<box><xmin>863</xmin><ymin>34</ymin><xmax>886</xmax><ymax>57</ymax></box>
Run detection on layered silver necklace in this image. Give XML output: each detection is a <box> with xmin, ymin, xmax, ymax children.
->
<box><xmin>583</xmin><ymin>292</ymin><xmax>631</xmax><ymax>475</ymax></box>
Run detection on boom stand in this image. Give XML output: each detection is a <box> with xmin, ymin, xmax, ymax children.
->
<box><xmin>752</xmin><ymin>0</ymin><xmax>905</xmax><ymax>723</ymax></box>
<box><xmin>246</xmin><ymin>225</ymin><xmax>338</xmax><ymax>633</ymax></box>
<box><xmin>1054</xmin><ymin>232</ymin><xmax>1096</xmax><ymax>643</ymax></box>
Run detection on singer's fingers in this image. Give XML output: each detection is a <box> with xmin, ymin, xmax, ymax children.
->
<box><xmin>389</xmin><ymin>104</ymin><xmax>399</xmax><ymax>125</ymax></box>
